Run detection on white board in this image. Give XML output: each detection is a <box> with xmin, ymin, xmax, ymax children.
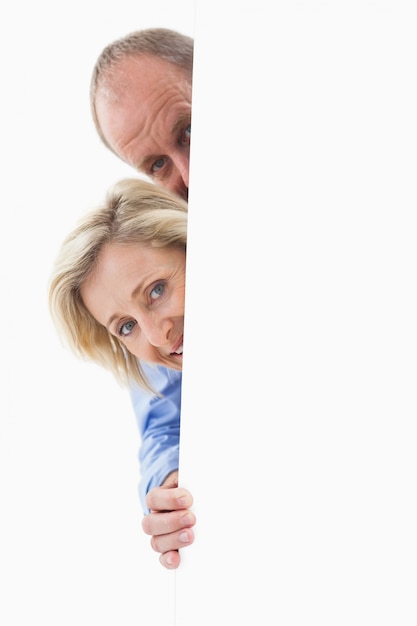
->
<box><xmin>178</xmin><ymin>2</ymin><xmax>417</xmax><ymax>623</ymax></box>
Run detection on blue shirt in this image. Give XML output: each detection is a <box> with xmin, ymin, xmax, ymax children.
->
<box><xmin>130</xmin><ymin>364</ymin><xmax>182</xmax><ymax>513</ymax></box>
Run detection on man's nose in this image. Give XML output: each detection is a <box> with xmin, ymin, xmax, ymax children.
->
<box><xmin>169</xmin><ymin>152</ymin><xmax>189</xmax><ymax>200</ymax></box>
<box><xmin>176</xmin><ymin>153</ymin><xmax>189</xmax><ymax>189</ymax></box>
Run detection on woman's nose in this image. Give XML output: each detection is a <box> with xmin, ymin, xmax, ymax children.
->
<box><xmin>141</xmin><ymin>315</ymin><xmax>172</xmax><ymax>347</ymax></box>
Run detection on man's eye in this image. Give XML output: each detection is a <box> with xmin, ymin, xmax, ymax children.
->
<box><xmin>150</xmin><ymin>283</ymin><xmax>165</xmax><ymax>300</ymax></box>
<box><xmin>151</xmin><ymin>157</ymin><xmax>166</xmax><ymax>174</ymax></box>
<box><xmin>118</xmin><ymin>320</ymin><xmax>137</xmax><ymax>337</ymax></box>
<box><xmin>183</xmin><ymin>124</ymin><xmax>191</xmax><ymax>144</ymax></box>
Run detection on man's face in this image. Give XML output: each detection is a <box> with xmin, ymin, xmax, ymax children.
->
<box><xmin>95</xmin><ymin>55</ymin><xmax>192</xmax><ymax>201</ymax></box>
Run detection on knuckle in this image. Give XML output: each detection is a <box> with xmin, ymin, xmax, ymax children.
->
<box><xmin>150</xmin><ymin>535</ymin><xmax>161</xmax><ymax>554</ymax></box>
<box><xmin>141</xmin><ymin>514</ymin><xmax>152</xmax><ymax>535</ymax></box>
<box><xmin>145</xmin><ymin>489</ymin><xmax>158</xmax><ymax>511</ymax></box>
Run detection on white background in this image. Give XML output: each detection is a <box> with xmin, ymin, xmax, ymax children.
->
<box><xmin>1</xmin><ymin>2</ymin><xmax>194</xmax><ymax>624</ymax></box>
<box><xmin>2</xmin><ymin>2</ymin><xmax>417</xmax><ymax>625</ymax></box>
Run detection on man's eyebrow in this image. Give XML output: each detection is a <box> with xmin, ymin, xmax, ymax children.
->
<box><xmin>137</xmin><ymin>154</ymin><xmax>158</xmax><ymax>172</ymax></box>
<box><xmin>171</xmin><ymin>112</ymin><xmax>191</xmax><ymax>134</ymax></box>
<box><xmin>135</xmin><ymin>112</ymin><xmax>191</xmax><ymax>172</ymax></box>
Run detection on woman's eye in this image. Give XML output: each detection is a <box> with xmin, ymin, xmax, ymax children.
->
<box><xmin>150</xmin><ymin>283</ymin><xmax>165</xmax><ymax>300</ymax></box>
<box><xmin>118</xmin><ymin>320</ymin><xmax>137</xmax><ymax>337</ymax></box>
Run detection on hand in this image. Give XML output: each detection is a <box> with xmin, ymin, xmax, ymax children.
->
<box><xmin>142</xmin><ymin>471</ymin><xmax>196</xmax><ymax>569</ymax></box>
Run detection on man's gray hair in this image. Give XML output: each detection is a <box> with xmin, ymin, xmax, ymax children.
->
<box><xmin>90</xmin><ymin>28</ymin><xmax>194</xmax><ymax>151</ymax></box>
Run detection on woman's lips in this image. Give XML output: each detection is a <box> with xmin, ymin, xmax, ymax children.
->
<box><xmin>171</xmin><ymin>336</ymin><xmax>183</xmax><ymax>355</ymax></box>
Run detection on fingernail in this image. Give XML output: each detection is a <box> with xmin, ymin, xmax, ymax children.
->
<box><xmin>179</xmin><ymin>531</ymin><xmax>190</xmax><ymax>544</ymax></box>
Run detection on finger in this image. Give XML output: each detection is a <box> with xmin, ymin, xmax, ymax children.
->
<box><xmin>145</xmin><ymin>486</ymin><xmax>193</xmax><ymax>513</ymax></box>
<box><xmin>160</xmin><ymin>470</ymin><xmax>179</xmax><ymax>489</ymax></box>
<box><xmin>160</xmin><ymin>550</ymin><xmax>181</xmax><ymax>570</ymax></box>
<box><xmin>142</xmin><ymin>509</ymin><xmax>196</xmax><ymax>537</ymax></box>
<box><xmin>151</xmin><ymin>526</ymin><xmax>194</xmax><ymax>555</ymax></box>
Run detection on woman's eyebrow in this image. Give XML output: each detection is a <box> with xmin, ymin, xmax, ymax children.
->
<box><xmin>105</xmin><ymin>280</ymin><xmax>145</xmax><ymax>328</ymax></box>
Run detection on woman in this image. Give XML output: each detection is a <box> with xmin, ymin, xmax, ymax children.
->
<box><xmin>49</xmin><ymin>177</ymin><xmax>187</xmax><ymax>392</ymax></box>
<box><xmin>49</xmin><ymin>177</ymin><xmax>194</xmax><ymax>570</ymax></box>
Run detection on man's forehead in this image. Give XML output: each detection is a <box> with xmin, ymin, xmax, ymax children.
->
<box><xmin>95</xmin><ymin>54</ymin><xmax>191</xmax><ymax>167</ymax></box>
<box><xmin>96</xmin><ymin>55</ymin><xmax>191</xmax><ymax>127</ymax></box>
<box><xmin>103</xmin><ymin>54</ymin><xmax>191</xmax><ymax>98</ymax></box>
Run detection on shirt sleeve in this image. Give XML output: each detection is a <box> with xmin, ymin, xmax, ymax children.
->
<box><xmin>129</xmin><ymin>365</ymin><xmax>182</xmax><ymax>514</ymax></box>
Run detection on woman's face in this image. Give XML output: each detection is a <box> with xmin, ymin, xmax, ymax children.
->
<box><xmin>80</xmin><ymin>242</ymin><xmax>185</xmax><ymax>371</ymax></box>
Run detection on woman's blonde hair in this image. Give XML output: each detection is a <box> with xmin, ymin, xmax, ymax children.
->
<box><xmin>49</xmin><ymin>178</ymin><xmax>188</xmax><ymax>392</ymax></box>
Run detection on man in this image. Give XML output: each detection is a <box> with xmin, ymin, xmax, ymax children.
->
<box><xmin>90</xmin><ymin>28</ymin><xmax>192</xmax><ymax>201</ymax></box>
<box><xmin>90</xmin><ymin>27</ymin><xmax>195</xmax><ymax>570</ymax></box>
